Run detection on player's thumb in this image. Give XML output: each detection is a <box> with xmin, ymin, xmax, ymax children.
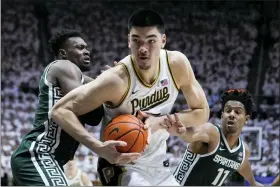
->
<box><xmin>106</xmin><ymin>140</ymin><xmax>127</xmax><ymax>147</ymax></box>
<box><xmin>137</xmin><ymin>110</ymin><xmax>149</xmax><ymax>122</ymax></box>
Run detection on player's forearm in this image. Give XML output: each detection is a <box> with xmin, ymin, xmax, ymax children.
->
<box><xmin>176</xmin><ymin>107</ymin><xmax>209</xmax><ymax>127</ymax></box>
<box><xmin>51</xmin><ymin>107</ymin><xmax>103</xmax><ymax>151</ymax></box>
<box><xmin>239</xmin><ymin>170</ymin><xmax>257</xmax><ymax>186</ymax></box>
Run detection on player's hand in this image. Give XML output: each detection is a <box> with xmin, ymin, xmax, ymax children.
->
<box><xmin>136</xmin><ymin>111</ymin><xmax>155</xmax><ymax>146</ymax></box>
<box><xmin>101</xmin><ymin>61</ymin><xmax>118</xmax><ymax>73</ymax></box>
<box><xmin>95</xmin><ymin>140</ymin><xmax>141</xmax><ymax>164</ymax></box>
<box><xmin>163</xmin><ymin>113</ymin><xmax>186</xmax><ymax>136</ymax></box>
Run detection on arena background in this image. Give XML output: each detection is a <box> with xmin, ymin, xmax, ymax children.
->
<box><xmin>1</xmin><ymin>0</ymin><xmax>279</xmax><ymax>186</ymax></box>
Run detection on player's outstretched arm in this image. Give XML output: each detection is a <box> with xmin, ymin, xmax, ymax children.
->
<box><xmin>237</xmin><ymin>143</ymin><xmax>263</xmax><ymax>186</ymax></box>
<box><xmin>51</xmin><ymin>66</ymin><xmax>140</xmax><ymax>164</ymax></box>
<box><xmin>168</xmin><ymin>51</ymin><xmax>210</xmax><ymax>127</ymax></box>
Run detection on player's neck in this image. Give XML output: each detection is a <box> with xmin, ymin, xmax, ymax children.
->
<box><xmin>226</xmin><ymin>136</ymin><xmax>240</xmax><ymax>149</ymax></box>
<box><xmin>133</xmin><ymin>58</ymin><xmax>160</xmax><ymax>85</ymax></box>
<box><xmin>223</xmin><ymin>133</ymin><xmax>240</xmax><ymax>149</ymax></box>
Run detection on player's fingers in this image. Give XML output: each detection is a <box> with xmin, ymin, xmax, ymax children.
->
<box><xmin>137</xmin><ymin>110</ymin><xmax>149</xmax><ymax>121</ymax></box>
<box><xmin>113</xmin><ymin>61</ymin><xmax>118</xmax><ymax>66</ymax></box>
<box><xmin>104</xmin><ymin>65</ymin><xmax>113</xmax><ymax>70</ymax></box>
<box><xmin>174</xmin><ymin>113</ymin><xmax>180</xmax><ymax>122</ymax></box>
<box><xmin>164</xmin><ymin>118</ymin><xmax>172</xmax><ymax>129</ymax></box>
<box><xmin>119</xmin><ymin>152</ymin><xmax>141</xmax><ymax>158</ymax></box>
<box><xmin>106</xmin><ymin>140</ymin><xmax>127</xmax><ymax>147</ymax></box>
<box><xmin>115</xmin><ymin>153</ymin><xmax>141</xmax><ymax>164</ymax></box>
<box><xmin>166</xmin><ymin>114</ymin><xmax>175</xmax><ymax>125</ymax></box>
<box><xmin>178</xmin><ymin>127</ymin><xmax>186</xmax><ymax>134</ymax></box>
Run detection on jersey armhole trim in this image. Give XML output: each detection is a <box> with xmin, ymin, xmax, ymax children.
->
<box><xmin>104</xmin><ymin>62</ymin><xmax>131</xmax><ymax>108</ymax></box>
<box><xmin>44</xmin><ymin>61</ymin><xmax>57</xmax><ymax>87</ymax></box>
<box><xmin>165</xmin><ymin>50</ymin><xmax>179</xmax><ymax>91</ymax></box>
<box><xmin>240</xmin><ymin>141</ymin><xmax>246</xmax><ymax>166</ymax></box>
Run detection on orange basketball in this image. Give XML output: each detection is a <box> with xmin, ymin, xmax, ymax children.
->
<box><xmin>104</xmin><ymin>114</ymin><xmax>148</xmax><ymax>153</ymax></box>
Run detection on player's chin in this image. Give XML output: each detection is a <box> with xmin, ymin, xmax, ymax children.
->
<box><xmin>81</xmin><ymin>63</ymin><xmax>91</xmax><ymax>72</ymax></box>
<box><xmin>225</xmin><ymin>125</ymin><xmax>237</xmax><ymax>134</ymax></box>
<box><xmin>138</xmin><ymin>62</ymin><xmax>151</xmax><ymax>70</ymax></box>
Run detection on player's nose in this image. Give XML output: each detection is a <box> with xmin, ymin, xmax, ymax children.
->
<box><xmin>84</xmin><ymin>49</ymin><xmax>90</xmax><ymax>56</ymax></box>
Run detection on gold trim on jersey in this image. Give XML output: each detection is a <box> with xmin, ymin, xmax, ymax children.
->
<box><xmin>104</xmin><ymin>63</ymin><xmax>131</xmax><ymax>108</ymax></box>
<box><xmin>130</xmin><ymin>55</ymin><xmax>160</xmax><ymax>88</ymax></box>
<box><xmin>165</xmin><ymin>50</ymin><xmax>179</xmax><ymax>91</ymax></box>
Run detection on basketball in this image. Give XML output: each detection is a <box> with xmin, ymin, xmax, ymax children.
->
<box><xmin>103</xmin><ymin>114</ymin><xmax>148</xmax><ymax>153</ymax></box>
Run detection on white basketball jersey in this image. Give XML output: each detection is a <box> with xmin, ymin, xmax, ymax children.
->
<box><xmin>102</xmin><ymin>49</ymin><xmax>179</xmax><ymax>167</ymax></box>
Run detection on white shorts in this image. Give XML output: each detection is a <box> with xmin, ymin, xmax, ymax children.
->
<box><xmin>120</xmin><ymin>165</ymin><xmax>180</xmax><ymax>186</ymax></box>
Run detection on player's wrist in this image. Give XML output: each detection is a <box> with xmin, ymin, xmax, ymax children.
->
<box><xmin>90</xmin><ymin>139</ymin><xmax>104</xmax><ymax>155</ymax></box>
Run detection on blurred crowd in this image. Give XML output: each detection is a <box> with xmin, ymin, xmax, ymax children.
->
<box><xmin>1</xmin><ymin>0</ymin><xmax>279</xmax><ymax>182</ymax></box>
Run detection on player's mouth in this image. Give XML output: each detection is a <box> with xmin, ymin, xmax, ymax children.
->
<box><xmin>227</xmin><ymin>120</ymin><xmax>235</xmax><ymax>126</ymax></box>
<box><xmin>83</xmin><ymin>56</ymin><xmax>90</xmax><ymax>64</ymax></box>
<box><xmin>139</xmin><ymin>56</ymin><xmax>149</xmax><ymax>60</ymax></box>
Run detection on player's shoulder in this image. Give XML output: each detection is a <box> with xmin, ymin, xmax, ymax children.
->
<box><xmin>50</xmin><ymin>60</ymin><xmax>81</xmax><ymax>75</ymax></box>
<box><xmin>242</xmin><ymin>141</ymin><xmax>251</xmax><ymax>156</ymax></box>
<box><xmin>165</xmin><ymin>50</ymin><xmax>193</xmax><ymax>77</ymax></box>
<box><xmin>200</xmin><ymin>122</ymin><xmax>220</xmax><ymax>136</ymax></box>
<box><xmin>166</xmin><ymin>50</ymin><xmax>190</xmax><ymax>65</ymax></box>
<box><xmin>99</xmin><ymin>62</ymin><xmax>129</xmax><ymax>86</ymax></box>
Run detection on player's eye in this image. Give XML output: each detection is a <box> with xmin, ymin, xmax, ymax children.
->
<box><xmin>236</xmin><ymin>110</ymin><xmax>242</xmax><ymax>114</ymax></box>
<box><xmin>148</xmin><ymin>40</ymin><xmax>156</xmax><ymax>43</ymax></box>
<box><xmin>133</xmin><ymin>39</ymin><xmax>139</xmax><ymax>43</ymax></box>
<box><xmin>225</xmin><ymin>108</ymin><xmax>231</xmax><ymax>113</ymax></box>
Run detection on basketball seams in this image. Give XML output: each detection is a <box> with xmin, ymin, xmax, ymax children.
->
<box><xmin>105</xmin><ymin>121</ymin><xmax>141</xmax><ymax>130</ymax></box>
<box><xmin>122</xmin><ymin>114</ymin><xmax>143</xmax><ymax>124</ymax></box>
<box><xmin>126</xmin><ymin>124</ymin><xmax>141</xmax><ymax>153</ymax></box>
<box><xmin>114</xmin><ymin>129</ymin><xmax>140</xmax><ymax>141</ymax></box>
<box><xmin>103</xmin><ymin>114</ymin><xmax>148</xmax><ymax>153</ymax></box>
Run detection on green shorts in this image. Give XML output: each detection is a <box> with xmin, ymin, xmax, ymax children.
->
<box><xmin>11</xmin><ymin>140</ymin><xmax>69</xmax><ymax>186</ymax></box>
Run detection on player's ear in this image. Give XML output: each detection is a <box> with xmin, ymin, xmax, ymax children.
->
<box><xmin>245</xmin><ymin>115</ymin><xmax>250</xmax><ymax>125</ymax></box>
<box><xmin>128</xmin><ymin>34</ymin><xmax>131</xmax><ymax>48</ymax></box>
<box><xmin>59</xmin><ymin>49</ymin><xmax>67</xmax><ymax>59</ymax></box>
<box><xmin>161</xmin><ymin>34</ymin><xmax>166</xmax><ymax>48</ymax></box>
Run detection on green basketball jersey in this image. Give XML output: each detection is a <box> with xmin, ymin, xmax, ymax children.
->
<box><xmin>15</xmin><ymin>61</ymin><xmax>84</xmax><ymax>167</ymax></box>
<box><xmin>173</xmin><ymin>124</ymin><xmax>245</xmax><ymax>186</ymax></box>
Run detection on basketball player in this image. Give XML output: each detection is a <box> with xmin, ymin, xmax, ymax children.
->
<box><xmin>64</xmin><ymin>158</ymin><xmax>93</xmax><ymax>186</ymax></box>
<box><xmin>51</xmin><ymin>9</ymin><xmax>209</xmax><ymax>186</ymax></box>
<box><xmin>10</xmin><ymin>29</ymin><xmax>139</xmax><ymax>186</ymax></box>
<box><xmin>172</xmin><ymin>89</ymin><xmax>263</xmax><ymax>186</ymax></box>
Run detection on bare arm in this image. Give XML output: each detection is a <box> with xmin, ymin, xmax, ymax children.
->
<box><xmin>180</xmin><ymin>122</ymin><xmax>219</xmax><ymax>145</ymax></box>
<box><xmin>83</xmin><ymin>74</ymin><xmax>94</xmax><ymax>84</ymax></box>
<box><xmin>49</xmin><ymin>61</ymin><xmax>103</xmax><ymax>126</ymax></box>
<box><xmin>48</xmin><ymin>60</ymin><xmax>84</xmax><ymax>95</ymax></box>
<box><xmin>169</xmin><ymin>51</ymin><xmax>210</xmax><ymax>127</ymax></box>
<box><xmin>81</xmin><ymin>172</ymin><xmax>93</xmax><ymax>186</ymax></box>
<box><xmin>238</xmin><ymin>143</ymin><xmax>261</xmax><ymax>186</ymax></box>
<box><xmin>51</xmin><ymin>66</ymin><xmax>141</xmax><ymax>163</ymax></box>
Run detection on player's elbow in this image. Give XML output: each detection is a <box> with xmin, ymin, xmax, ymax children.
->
<box><xmin>50</xmin><ymin>107</ymin><xmax>62</xmax><ymax>123</ymax></box>
<box><xmin>203</xmin><ymin>104</ymin><xmax>210</xmax><ymax>122</ymax></box>
<box><xmin>50</xmin><ymin>104</ymin><xmax>68</xmax><ymax>124</ymax></box>
<box><xmin>194</xmin><ymin>105</ymin><xmax>210</xmax><ymax>125</ymax></box>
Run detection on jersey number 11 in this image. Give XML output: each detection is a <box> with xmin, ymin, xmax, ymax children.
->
<box><xmin>211</xmin><ymin>168</ymin><xmax>230</xmax><ymax>186</ymax></box>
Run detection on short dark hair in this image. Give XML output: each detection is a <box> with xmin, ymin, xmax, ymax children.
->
<box><xmin>128</xmin><ymin>9</ymin><xmax>165</xmax><ymax>33</ymax></box>
<box><xmin>48</xmin><ymin>29</ymin><xmax>82</xmax><ymax>56</ymax></box>
<box><xmin>221</xmin><ymin>89</ymin><xmax>254</xmax><ymax>116</ymax></box>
